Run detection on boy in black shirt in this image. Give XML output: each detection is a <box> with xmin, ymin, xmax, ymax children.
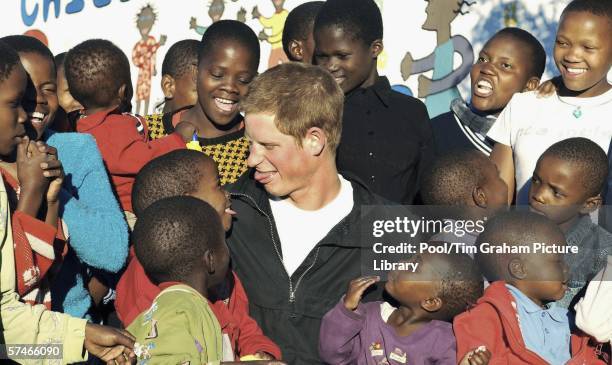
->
<box><xmin>431</xmin><ymin>28</ymin><xmax>545</xmax><ymax>156</ymax></box>
<box><xmin>313</xmin><ymin>0</ymin><xmax>432</xmax><ymax>204</ymax></box>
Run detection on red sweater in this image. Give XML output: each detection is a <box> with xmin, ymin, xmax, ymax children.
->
<box><xmin>76</xmin><ymin>108</ymin><xmax>184</xmax><ymax>212</ymax></box>
<box><xmin>115</xmin><ymin>256</ymin><xmax>281</xmax><ymax>360</ymax></box>
<box><xmin>453</xmin><ymin>281</ymin><xmax>607</xmax><ymax>364</ymax></box>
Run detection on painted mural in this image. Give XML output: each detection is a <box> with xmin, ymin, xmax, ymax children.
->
<box><xmin>7</xmin><ymin>0</ymin><xmax>575</xmax><ymax>116</ymax></box>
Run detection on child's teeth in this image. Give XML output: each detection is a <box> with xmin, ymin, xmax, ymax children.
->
<box><xmin>30</xmin><ymin>112</ymin><xmax>46</xmax><ymax>119</ymax></box>
<box><xmin>215</xmin><ymin>97</ymin><xmax>235</xmax><ymax>105</ymax></box>
<box><xmin>477</xmin><ymin>80</ymin><xmax>493</xmax><ymax>90</ymax></box>
<box><xmin>567</xmin><ymin>67</ymin><xmax>586</xmax><ymax>74</ymax></box>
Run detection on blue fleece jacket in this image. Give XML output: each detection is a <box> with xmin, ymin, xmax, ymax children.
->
<box><xmin>46</xmin><ymin>131</ymin><xmax>129</xmax><ymax>319</ymax></box>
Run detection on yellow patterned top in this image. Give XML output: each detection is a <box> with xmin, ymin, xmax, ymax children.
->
<box><xmin>145</xmin><ymin>113</ymin><xmax>250</xmax><ymax>185</ymax></box>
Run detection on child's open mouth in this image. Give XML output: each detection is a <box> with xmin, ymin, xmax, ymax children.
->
<box><xmin>214</xmin><ymin>97</ymin><xmax>238</xmax><ymax>114</ymax></box>
<box><xmin>28</xmin><ymin>111</ymin><xmax>47</xmax><ymax>126</ymax></box>
<box><xmin>474</xmin><ymin>79</ymin><xmax>494</xmax><ymax>97</ymax></box>
<box><xmin>562</xmin><ymin>64</ymin><xmax>588</xmax><ymax>77</ymax></box>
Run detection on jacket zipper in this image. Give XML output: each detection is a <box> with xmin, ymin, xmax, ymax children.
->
<box><xmin>231</xmin><ymin>192</ymin><xmax>321</xmax><ymax>304</ymax></box>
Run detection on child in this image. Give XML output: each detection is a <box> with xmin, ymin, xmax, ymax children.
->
<box><xmin>51</xmin><ymin>52</ymin><xmax>82</xmax><ymax>132</ymax></box>
<box><xmin>115</xmin><ymin>149</ymin><xmax>281</xmax><ymax>361</ymax></box>
<box><xmin>155</xmin><ymin>39</ymin><xmax>199</xmax><ymax>117</ymax></box>
<box><xmin>0</xmin><ymin>39</ymin><xmax>136</xmax><ymax>364</ymax></box>
<box><xmin>1</xmin><ymin>35</ymin><xmax>129</xmax><ymax>319</ymax></box>
<box><xmin>146</xmin><ymin>39</ymin><xmax>199</xmax><ymax>141</ymax></box>
<box><xmin>455</xmin><ymin>211</ymin><xmax>605</xmax><ymax>364</ymax></box>
<box><xmin>489</xmin><ymin>0</ymin><xmax>612</xmax><ymax>204</ymax></box>
<box><xmin>64</xmin><ymin>39</ymin><xmax>194</xmax><ymax>216</ymax></box>
<box><xmin>127</xmin><ymin>196</ymin><xmax>228</xmax><ymax>364</ymax></box>
<box><xmin>319</xmin><ymin>252</ymin><xmax>486</xmax><ymax>364</ymax></box>
<box><xmin>145</xmin><ymin>20</ymin><xmax>259</xmax><ymax>186</ymax></box>
<box><xmin>281</xmin><ymin>1</ymin><xmax>324</xmax><ymax>63</ymax></box>
<box><xmin>529</xmin><ymin>137</ymin><xmax>612</xmax><ymax>308</ymax></box>
<box><xmin>421</xmin><ymin>149</ymin><xmax>508</xmax><ymax>249</ymax></box>
<box><xmin>431</xmin><ymin>28</ymin><xmax>545</xmax><ymax>156</ymax></box>
<box><xmin>313</xmin><ymin>0</ymin><xmax>433</xmax><ymax>204</ymax></box>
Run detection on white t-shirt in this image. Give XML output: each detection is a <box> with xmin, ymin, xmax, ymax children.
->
<box><xmin>488</xmin><ymin>88</ymin><xmax>612</xmax><ymax>204</ymax></box>
<box><xmin>270</xmin><ymin>175</ymin><xmax>354</xmax><ymax>276</ymax></box>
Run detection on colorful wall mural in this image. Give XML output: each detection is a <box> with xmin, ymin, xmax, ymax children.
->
<box><xmin>5</xmin><ymin>0</ymin><xmax>584</xmax><ymax>116</ymax></box>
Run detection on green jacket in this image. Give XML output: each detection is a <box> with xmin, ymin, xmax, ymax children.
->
<box><xmin>1</xmin><ymin>177</ymin><xmax>88</xmax><ymax>365</ymax></box>
<box><xmin>127</xmin><ymin>284</ymin><xmax>223</xmax><ymax>365</ymax></box>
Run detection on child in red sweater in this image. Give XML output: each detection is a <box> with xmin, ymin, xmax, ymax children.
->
<box><xmin>454</xmin><ymin>211</ymin><xmax>607</xmax><ymax>364</ymax></box>
<box><xmin>115</xmin><ymin>149</ymin><xmax>281</xmax><ymax>361</ymax></box>
<box><xmin>64</xmin><ymin>39</ymin><xmax>194</xmax><ymax>216</ymax></box>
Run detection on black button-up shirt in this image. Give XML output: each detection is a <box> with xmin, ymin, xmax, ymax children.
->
<box><xmin>337</xmin><ymin>76</ymin><xmax>433</xmax><ymax>204</ymax></box>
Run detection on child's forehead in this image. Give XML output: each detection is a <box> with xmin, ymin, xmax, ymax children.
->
<box><xmin>482</xmin><ymin>35</ymin><xmax>530</xmax><ymax>63</ymax></box>
<box><xmin>559</xmin><ymin>10</ymin><xmax>612</xmax><ymax>36</ymax></box>
<box><xmin>201</xmin><ymin>42</ymin><xmax>258</xmax><ymax>71</ymax></box>
<box><xmin>0</xmin><ymin>64</ymin><xmax>27</xmax><ymax>93</ymax></box>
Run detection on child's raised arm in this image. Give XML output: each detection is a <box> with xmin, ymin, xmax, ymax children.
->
<box><xmin>319</xmin><ymin>276</ymin><xmax>379</xmax><ymax>364</ymax></box>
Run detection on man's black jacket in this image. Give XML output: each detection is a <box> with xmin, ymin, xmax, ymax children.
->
<box><xmin>227</xmin><ymin>172</ymin><xmax>386</xmax><ymax>364</ymax></box>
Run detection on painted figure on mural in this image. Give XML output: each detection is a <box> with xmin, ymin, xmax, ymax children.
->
<box><xmin>252</xmin><ymin>0</ymin><xmax>289</xmax><ymax>68</ymax></box>
<box><xmin>504</xmin><ymin>1</ymin><xmax>518</xmax><ymax>27</ymax></box>
<box><xmin>190</xmin><ymin>0</ymin><xmax>247</xmax><ymax>36</ymax></box>
<box><xmin>132</xmin><ymin>4</ymin><xmax>166</xmax><ymax>116</ymax></box>
<box><xmin>400</xmin><ymin>0</ymin><xmax>475</xmax><ymax>118</ymax></box>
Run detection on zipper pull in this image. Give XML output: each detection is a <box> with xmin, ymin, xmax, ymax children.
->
<box><xmin>289</xmin><ymin>291</ymin><xmax>295</xmax><ymax>303</ymax></box>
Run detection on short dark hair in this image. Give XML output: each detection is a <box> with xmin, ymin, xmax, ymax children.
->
<box><xmin>65</xmin><ymin>39</ymin><xmax>131</xmax><ymax>109</ymax></box>
<box><xmin>475</xmin><ymin>210</ymin><xmax>563</xmax><ymax>281</ymax></box>
<box><xmin>492</xmin><ymin>27</ymin><xmax>546</xmax><ymax>79</ymax></box>
<box><xmin>562</xmin><ymin>0</ymin><xmax>612</xmax><ymax>21</ymax></box>
<box><xmin>133</xmin><ymin>196</ymin><xmax>224</xmax><ymax>284</ymax></box>
<box><xmin>433</xmin><ymin>252</ymin><xmax>483</xmax><ymax>320</ymax></box>
<box><xmin>539</xmin><ymin>137</ymin><xmax>609</xmax><ymax>197</ymax></box>
<box><xmin>1</xmin><ymin>35</ymin><xmax>55</xmax><ymax>68</ymax></box>
<box><xmin>314</xmin><ymin>0</ymin><xmax>383</xmax><ymax>46</ymax></box>
<box><xmin>0</xmin><ymin>40</ymin><xmax>22</xmax><ymax>83</ymax></box>
<box><xmin>282</xmin><ymin>1</ymin><xmax>324</xmax><ymax>58</ymax></box>
<box><xmin>132</xmin><ymin>149</ymin><xmax>216</xmax><ymax>217</ymax></box>
<box><xmin>162</xmin><ymin>39</ymin><xmax>200</xmax><ymax>78</ymax></box>
<box><xmin>54</xmin><ymin>52</ymin><xmax>67</xmax><ymax>70</ymax></box>
<box><xmin>199</xmin><ymin>20</ymin><xmax>260</xmax><ymax>71</ymax></box>
<box><xmin>421</xmin><ymin>150</ymin><xmax>492</xmax><ymax>205</ymax></box>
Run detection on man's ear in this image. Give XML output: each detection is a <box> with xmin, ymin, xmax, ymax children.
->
<box><xmin>523</xmin><ymin>77</ymin><xmax>540</xmax><ymax>92</ymax></box>
<box><xmin>508</xmin><ymin>258</ymin><xmax>527</xmax><ymax>280</ymax></box>
<box><xmin>304</xmin><ymin>127</ymin><xmax>326</xmax><ymax>156</ymax></box>
<box><xmin>580</xmin><ymin>195</ymin><xmax>602</xmax><ymax>215</ymax></box>
<box><xmin>288</xmin><ymin>40</ymin><xmax>304</xmax><ymax>62</ymax></box>
<box><xmin>370</xmin><ymin>39</ymin><xmax>384</xmax><ymax>58</ymax></box>
<box><xmin>161</xmin><ymin>74</ymin><xmax>176</xmax><ymax>99</ymax></box>
<box><xmin>421</xmin><ymin>297</ymin><xmax>443</xmax><ymax>313</ymax></box>
<box><xmin>472</xmin><ymin>185</ymin><xmax>488</xmax><ymax>208</ymax></box>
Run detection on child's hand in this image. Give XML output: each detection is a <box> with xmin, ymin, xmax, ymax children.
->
<box><xmin>344</xmin><ymin>276</ymin><xmax>379</xmax><ymax>311</ymax></box>
<box><xmin>536</xmin><ymin>76</ymin><xmax>562</xmax><ymax>98</ymax></box>
<box><xmin>175</xmin><ymin>121</ymin><xmax>197</xmax><ymax>143</ymax></box>
<box><xmin>39</xmin><ymin>144</ymin><xmax>65</xmax><ymax>205</ymax></box>
<box><xmin>459</xmin><ymin>346</ymin><xmax>491</xmax><ymax>365</ymax></box>
<box><xmin>16</xmin><ymin>138</ymin><xmax>49</xmax><ymax>198</ymax></box>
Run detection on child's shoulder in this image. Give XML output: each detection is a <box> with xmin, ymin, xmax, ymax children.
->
<box><xmin>155</xmin><ymin>284</ymin><xmax>210</xmax><ymax>310</ymax></box>
<box><xmin>45</xmin><ymin>132</ymin><xmax>103</xmax><ymax>167</ymax></box>
<box><xmin>46</xmin><ymin>130</ymin><xmax>97</xmax><ymax>149</ymax></box>
<box><xmin>388</xmin><ymin>88</ymin><xmax>427</xmax><ymax>111</ymax></box>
